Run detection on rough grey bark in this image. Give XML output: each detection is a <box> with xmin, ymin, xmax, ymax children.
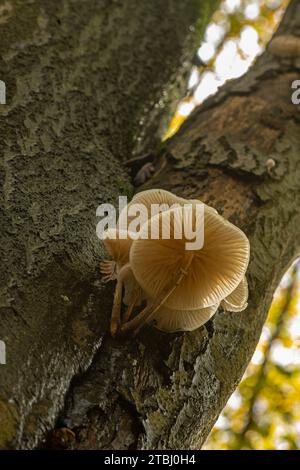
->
<box><xmin>0</xmin><ymin>0</ymin><xmax>219</xmax><ymax>449</ymax></box>
<box><xmin>47</xmin><ymin>0</ymin><xmax>300</xmax><ymax>450</ymax></box>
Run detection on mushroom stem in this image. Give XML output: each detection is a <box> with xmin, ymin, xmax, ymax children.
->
<box><xmin>121</xmin><ymin>253</ymin><xmax>194</xmax><ymax>335</ymax></box>
<box><xmin>123</xmin><ymin>287</ymin><xmax>141</xmax><ymax>323</ymax></box>
<box><xmin>110</xmin><ymin>263</ymin><xmax>131</xmax><ymax>337</ymax></box>
<box><xmin>120</xmin><ymin>302</ymin><xmax>153</xmax><ymax>334</ymax></box>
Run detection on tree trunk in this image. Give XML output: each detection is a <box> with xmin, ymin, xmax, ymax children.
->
<box><xmin>50</xmin><ymin>0</ymin><xmax>300</xmax><ymax>450</ymax></box>
<box><xmin>0</xmin><ymin>0</ymin><xmax>219</xmax><ymax>449</ymax></box>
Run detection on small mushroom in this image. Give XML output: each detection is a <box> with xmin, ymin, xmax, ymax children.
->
<box><xmin>265</xmin><ymin>158</ymin><xmax>276</xmax><ymax>175</ymax></box>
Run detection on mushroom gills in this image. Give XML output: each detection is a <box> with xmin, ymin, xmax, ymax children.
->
<box><xmin>221</xmin><ymin>276</ymin><xmax>248</xmax><ymax>312</ymax></box>
<box><xmin>130</xmin><ymin>206</ymin><xmax>250</xmax><ymax>310</ymax></box>
<box><xmin>120</xmin><ymin>252</ymin><xmax>195</xmax><ymax>335</ymax></box>
<box><xmin>150</xmin><ymin>303</ymin><xmax>219</xmax><ymax>332</ymax></box>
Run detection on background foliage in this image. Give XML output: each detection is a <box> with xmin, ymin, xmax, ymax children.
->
<box><xmin>205</xmin><ymin>261</ymin><xmax>300</xmax><ymax>450</ymax></box>
<box><xmin>164</xmin><ymin>0</ymin><xmax>289</xmax><ymax>139</ymax></box>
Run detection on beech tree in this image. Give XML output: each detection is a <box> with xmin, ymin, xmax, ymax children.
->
<box><xmin>0</xmin><ymin>0</ymin><xmax>299</xmax><ymax>450</ymax></box>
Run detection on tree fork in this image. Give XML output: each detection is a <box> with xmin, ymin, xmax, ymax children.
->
<box><xmin>53</xmin><ymin>0</ymin><xmax>300</xmax><ymax>450</ymax></box>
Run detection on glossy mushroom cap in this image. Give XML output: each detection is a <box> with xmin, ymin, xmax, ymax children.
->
<box><xmin>130</xmin><ymin>205</ymin><xmax>250</xmax><ymax>310</ymax></box>
<box><xmin>118</xmin><ymin>188</ymin><xmax>187</xmax><ymax>231</ymax></box>
<box><xmin>127</xmin><ymin>188</ymin><xmax>186</xmax><ymax>212</ymax></box>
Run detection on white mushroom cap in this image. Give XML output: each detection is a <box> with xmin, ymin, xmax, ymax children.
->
<box><xmin>117</xmin><ymin>188</ymin><xmax>189</xmax><ymax>231</ymax></box>
<box><xmin>130</xmin><ymin>205</ymin><xmax>250</xmax><ymax>310</ymax></box>
<box><xmin>128</xmin><ymin>188</ymin><xmax>187</xmax><ymax>210</ymax></box>
<box><xmin>128</xmin><ymin>190</ymin><xmax>215</xmax><ymax>216</ymax></box>
<box><xmin>221</xmin><ymin>276</ymin><xmax>248</xmax><ymax>312</ymax></box>
<box><xmin>102</xmin><ymin>228</ymin><xmax>134</xmax><ymax>267</ymax></box>
<box><xmin>117</xmin><ymin>189</ymin><xmax>217</xmax><ymax>236</ymax></box>
<box><xmin>150</xmin><ymin>303</ymin><xmax>219</xmax><ymax>332</ymax></box>
<box><xmin>118</xmin><ymin>188</ymin><xmax>216</xmax><ymax>230</ymax></box>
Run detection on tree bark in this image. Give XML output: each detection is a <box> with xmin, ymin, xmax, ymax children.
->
<box><xmin>48</xmin><ymin>0</ymin><xmax>300</xmax><ymax>450</ymax></box>
<box><xmin>0</xmin><ymin>0</ymin><xmax>219</xmax><ymax>449</ymax></box>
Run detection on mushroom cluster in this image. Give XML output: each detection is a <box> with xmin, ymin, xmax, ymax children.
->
<box><xmin>100</xmin><ymin>189</ymin><xmax>250</xmax><ymax>336</ymax></box>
